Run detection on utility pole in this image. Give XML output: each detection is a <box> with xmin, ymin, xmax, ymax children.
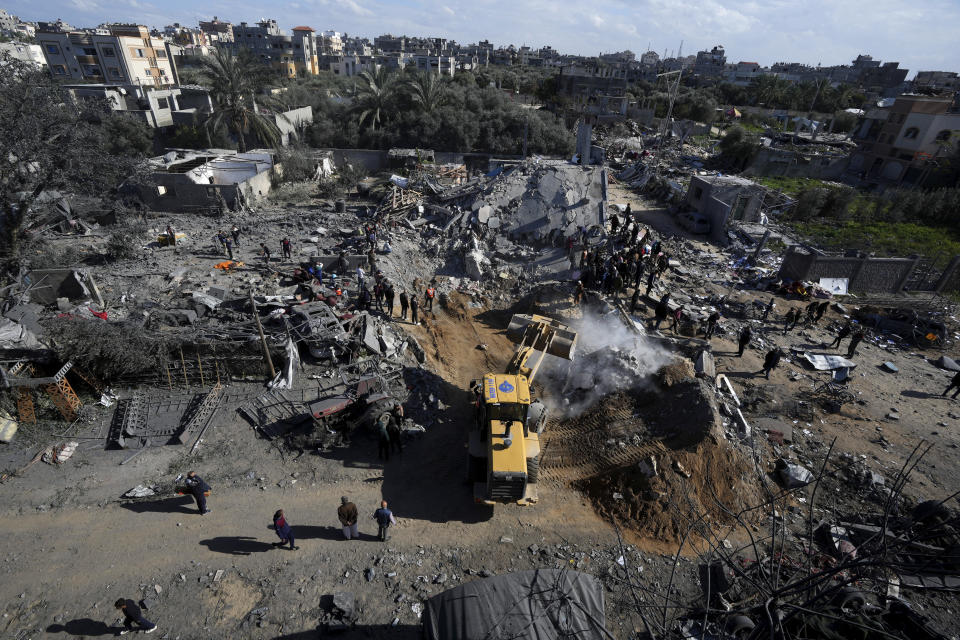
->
<box><xmin>249</xmin><ymin>290</ymin><xmax>276</xmax><ymax>379</ymax></box>
<box><xmin>653</xmin><ymin>67</ymin><xmax>683</xmax><ymax>179</ymax></box>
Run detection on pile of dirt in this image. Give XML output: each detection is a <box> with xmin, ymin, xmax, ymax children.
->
<box><xmin>547</xmin><ymin>378</ymin><xmax>765</xmax><ymax>543</ymax></box>
<box><xmin>580</xmin><ymin>439</ymin><xmax>764</xmax><ymax>542</ymax></box>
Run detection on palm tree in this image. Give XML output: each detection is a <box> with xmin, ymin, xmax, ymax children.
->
<box><xmin>354</xmin><ymin>66</ymin><xmax>396</xmax><ymax>132</ymax></box>
<box><xmin>196</xmin><ymin>48</ymin><xmax>282</xmax><ymax>152</ymax></box>
<box><xmin>407</xmin><ymin>72</ymin><xmax>448</xmax><ymax>113</ymax></box>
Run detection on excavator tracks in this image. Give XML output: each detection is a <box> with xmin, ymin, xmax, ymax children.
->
<box><xmin>538</xmin><ymin>408</ymin><xmax>667</xmax><ymax>486</ymax></box>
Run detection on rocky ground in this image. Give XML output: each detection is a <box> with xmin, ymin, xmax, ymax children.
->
<box><xmin>1</xmin><ymin>177</ymin><xmax>959</xmax><ymax>639</ymax></box>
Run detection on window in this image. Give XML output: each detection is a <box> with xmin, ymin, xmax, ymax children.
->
<box><xmin>51</xmin><ymin>64</ymin><xmax>67</xmax><ymax>75</ymax></box>
<box><xmin>135</xmin><ymin>48</ymin><xmax>145</xmax><ymax>57</ymax></box>
<box><xmin>45</xmin><ymin>44</ymin><xmax>60</xmax><ymax>55</ymax></box>
<box><xmin>160</xmin><ymin>69</ymin><xmax>166</xmax><ymax>77</ymax></box>
<box><xmin>107</xmin><ymin>67</ymin><xmax>121</xmax><ymax>77</ymax></box>
<box><xmin>156</xmin><ymin>97</ymin><xmax>169</xmax><ymax>109</ymax></box>
<box><xmin>903</xmin><ymin>127</ymin><xmax>919</xmax><ymax>140</ymax></box>
<box><xmin>156</xmin><ymin>49</ymin><xmax>166</xmax><ymax>58</ymax></box>
<box><xmin>103</xmin><ymin>47</ymin><xmax>115</xmax><ymax>57</ymax></box>
<box><xmin>156</xmin><ymin>185</ymin><xmax>167</xmax><ymax>195</ymax></box>
<box><xmin>82</xmin><ymin>47</ymin><xmax>96</xmax><ymax>56</ymax></box>
<box><xmin>936</xmin><ymin>130</ymin><xmax>953</xmax><ymax>142</ymax></box>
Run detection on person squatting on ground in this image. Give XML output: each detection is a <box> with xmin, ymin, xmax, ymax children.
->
<box><xmin>338</xmin><ymin>496</ymin><xmax>359</xmax><ymax>540</ymax></box>
<box><xmin>272</xmin><ymin>509</ymin><xmax>297</xmax><ymax>550</ymax></box>
<box><xmin>115</xmin><ymin>598</ymin><xmax>156</xmax><ymax>635</ymax></box>
<box><xmin>373</xmin><ymin>500</ymin><xmax>396</xmax><ymax>542</ymax></box>
<box><xmin>184</xmin><ymin>471</ymin><xmax>210</xmax><ymax>515</ymax></box>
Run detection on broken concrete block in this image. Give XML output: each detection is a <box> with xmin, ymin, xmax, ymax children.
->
<box><xmin>694</xmin><ymin>350</ymin><xmax>715</xmax><ymax>379</ymax></box>
<box><xmin>776</xmin><ymin>459</ymin><xmax>813</xmax><ymax>488</ymax></box>
<box><xmin>407</xmin><ymin>336</ymin><xmax>426</xmax><ymax>364</ymax></box>
<box><xmin>637</xmin><ymin>457</ymin><xmax>658</xmax><ymax>478</ymax></box>
<box><xmin>332</xmin><ymin>592</ymin><xmax>355</xmax><ymax>620</ymax></box>
<box><xmin>464</xmin><ymin>249</ymin><xmax>488</xmax><ymax>280</ymax></box>
<box><xmin>56</xmin><ymin>297</ymin><xmax>72</xmax><ymax>312</ymax></box>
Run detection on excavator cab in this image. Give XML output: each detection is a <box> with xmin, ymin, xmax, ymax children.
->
<box><xmin>468</xmin><ymin>315</ymin><xmax>577</xmax><ymax>506</ymax></box>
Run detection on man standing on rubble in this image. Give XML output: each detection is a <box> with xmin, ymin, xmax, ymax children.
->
<box><xmin>224</xmin><ymin>236</ymin><xmax>234</xmax><ymax>261</ymax></box>
<box><xmin>424</xmin><ymin>285</ymin><xmax>436</xmax><ymax>312</ymax></box>
<box><xmin>384</xmin><ymin>282</ymin><xmax>395</xmax><ymax>317</ymax></box>
<box><xmin>704</xmin><ymin>311</ymin><xmax>721</xmax><ymax>339</ymax></box>
<box><xmin>738</xmin><ymin>326</ymin><xmax>753</xmax><ymax>357</ymax></box>
<box><xmin>410</xmin><ymin>294</ymin><xmax>420</xmax><ymax>325</ymax></box>
<box><xmin>337</xmin><ymin>496</ymin><xmax>359</xmax><ymax>540</ymax></box>
<box><xmin>259</xmin><ymin>243</ymin><xmax>271</xmax><ymax>269</ymax></box>
<box><xmin>783</xmin><ymin>308</ymin><xmax>797</xmax><ymax>335</ymax></box>
<box><xmin>376</xmin><ymin>412</ymin><xmax>391</xmax><ymax>461</ymax></box>
<box><xmin>762</xmin><ymin>297</ymin><xmax>776</xmax><ymax>322</ymax></box>
<box><xmin>760</xmin><ymin>346</ymin><xmax>783</xmax><ymax>380</ymax></box>
<box><xmin>215</xmin><ymin>230</ymin><xmax>228</xmax><ymax>255</ymax></box>
<box><xmin>805</xmin><ymin>301</ymin><xmax>819</xmax><ymax>324</ymax></box>
<box><xmin>816</xmin><ymin>301</ymin><xmax>829</xmax><ymax>323</ymax></box>
<box><xmin>184</xmin><ymin>471</ymin><xmax>211</xmax><ymax>515</ymax></box>
<box><xmin>645</xmin><ymin>269</ymin><xmax>657</xmax><ymax>296</ymax></box>
<box><xmin>846</xmin><ymin>327</ymin><xmax>866</xmax><ymax>358</ymax></box>
<box><xmin>373</xmin><ymin>500</ymin><xmax>396</xmax><ymax>542</ymax></box>
<box><xmin>653</xmin><ymin>292</ymin><xmax>670</xmax><ymax>330</ymax></box>
<box><xmin>399</xmin><ymin>290</ymin><xmax>409</xmax><ymax>320</ymax></box>
<box><xmin>373</xmin><ymin>280</ymin><xmax>385</xmax><ymax>311</ymax></box>
<box><xmin>281</xmin><ymin>237</ymin><xmax>292</xmax><ymax>261</ymax></box>
<box><xmin>231</xmin><ymin>224</ymin><xmax>241</xmax><ymax>248</ymax></box>
<box><xmin>166</xmin><ymin>224</ymin><xmax>176</xmax><ymax>247</ymax></box>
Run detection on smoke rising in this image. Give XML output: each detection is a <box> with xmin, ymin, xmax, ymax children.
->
<box><xmin>538</xmin><ymin>307</ymin><xmax>674</xmax><ymax>418</ymax></box>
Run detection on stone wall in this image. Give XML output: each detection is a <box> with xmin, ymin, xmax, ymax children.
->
<box><xmin>779</xmin><ymin>247</ymin><xmax>921</xmax><ymax>293</ymax></box>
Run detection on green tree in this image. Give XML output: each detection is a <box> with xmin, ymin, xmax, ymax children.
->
<box><xmin>353</xmin><ymin>66</ymin><xmax>397</xmax><ymax>132</ymax></box>
<box><xmin>0</xmin><ymin>60</ymin><xmax>144</xmax><ymax>266</ymax></box>
<box><xmin>102</xmin><ymin>114</ymin><xmax>153</xmax><ymax>156</ymax></box>
<box><xmin>406</xmin><ymin>72</ymin><xmax>449</xmax><ymax>113</ymax></box>
<box><xmin>197</xmin><ymin>48</ymin><xmax>281</xmax><ymax>152</ymax></box>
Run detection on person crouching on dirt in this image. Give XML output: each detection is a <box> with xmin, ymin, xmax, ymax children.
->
<box><xmin>184</xmin><ymin>471</ymin><xmax>211</xmax><ymax>515</ymax></box>
<box><xmin>115</xmin><ymin>598</ymin><xmax>157</xmax><ymax>634</ymax></box>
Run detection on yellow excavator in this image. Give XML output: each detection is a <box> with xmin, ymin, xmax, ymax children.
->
<box><xmin>468</xmin><ymin>314</ymin><xmax>578</xmax><ymax>505</ymax></box>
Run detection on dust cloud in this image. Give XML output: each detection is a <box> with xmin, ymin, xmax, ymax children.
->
<box><xmin>537</xmin><ymin>308</ymin><xmax>673</xmax><ymax>418</ymax></box>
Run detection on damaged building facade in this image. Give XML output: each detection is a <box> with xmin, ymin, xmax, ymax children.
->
<box><xmin>138</xmin><ymin>149</ymin><xmax>278</xmax><ymax>212</ymax></box>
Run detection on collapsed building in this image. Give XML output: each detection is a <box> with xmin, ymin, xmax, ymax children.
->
<box><xmin>138</xmin><ymin>148</ymin><xmax>277</xmax><ymax>213</ymax></box>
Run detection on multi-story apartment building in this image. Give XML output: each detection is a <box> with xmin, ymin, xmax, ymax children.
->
<box><xmin>849</xmin><ymin>94</ymin><xmax>960</xmax><ymax>185</ymax></box>
<box><xmin>199</xmin><ymin>17</ymin><xmax>233</xmax><ymax>44</ymax></box>
<box><xmin>164</xmin><ymin>23</ymin><xmax>206</xmax><ymax>47</ymax></box>
<box><xmin>319</xmin><ymin>30</ymin><xmax>343</xmax><ymax>55</ymax></box>
<box><xmin>694</xmin><ymin>45</ymin><xmax>726</xmax><ymax>77</ymax></box>
<box><xmin>226</xmin><ymin>20</ymin><xmax>318</xmax><ymax>77</ymax></box>
<box><xmin>724</xmin><ymin>61</ymin><xmax>764</xmax><ymax>86</ymax></box>
<box><xmin>37</xmin><ymin>23</ymin><xmax>178</xmax><ymax>87</ymax></box>
<box><xmin>913</xmin><ymin>71</ymin><xmax>960</xmax><ymax>93</ymax></box>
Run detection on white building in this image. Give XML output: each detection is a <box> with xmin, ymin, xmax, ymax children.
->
<box><xmin>0</xmin><ymin>41</ymin><xmax>46</xmax><ymax>67</ymax></box>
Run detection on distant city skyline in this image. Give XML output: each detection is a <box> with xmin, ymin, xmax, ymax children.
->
<box><xmin>8</xmin><ymin>0</ymin><xmax>960</xmax><ymax>76</ymax></box>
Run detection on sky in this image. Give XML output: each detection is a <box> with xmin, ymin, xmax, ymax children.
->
<box><xmin>9</xmin><ymin>0</ymin><xmax>960</xmax><ymax>75</ymax></box>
